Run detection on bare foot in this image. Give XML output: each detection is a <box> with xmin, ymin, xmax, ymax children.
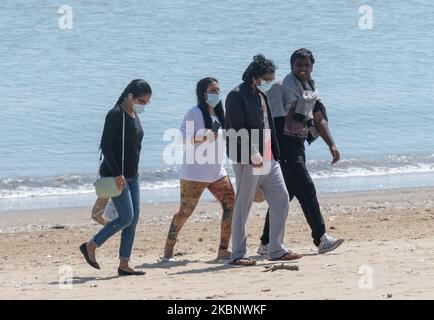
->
<box><xmin>216</xmin><ymin>248</ymin><xmax>232</xmax><ymax>260</ymax></box>
<box><xmin>119</xmin><ymin>265</ymin><xmax>137</xmax><ymax>273</ymax></box>
<box><xmin>163</xmin><ymin>246</ymin><xmax>174</xmax><ymax>259</ymax></box>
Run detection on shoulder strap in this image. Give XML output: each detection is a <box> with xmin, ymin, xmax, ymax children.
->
<box><xmin>97</xmin><ymin>148</ymin><xmax>103</xmax><ymax>180</ymax></box>
<box><xmin>121</xmin><ymin>110</ymin><xmax>125</xmax><ymax>176</ymax></box>
<box><xmin>97</xmin><ymin>108</ymin><xmax>126</xmax><ymax>178</ymax></box>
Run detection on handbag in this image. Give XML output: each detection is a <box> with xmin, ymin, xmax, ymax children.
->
<box><xmin>253</xmin><ymin>187</ymin><xmax>265</xmax><ymax>203</ymax></box>
<box><xmin>94</xmin><ymin>111</ymin><xmax>125</xmax><ymax>198</ymax></box>
<box><xmin>102</xmin><ymin>199</ymin><xmax>119</xmax><ymax>222</ymax></box>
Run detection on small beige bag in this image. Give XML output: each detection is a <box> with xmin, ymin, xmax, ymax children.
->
<box><xmin>253</xmin><ymin>187</ymin><xmax>265</xmax><ymax>203</ymax></box>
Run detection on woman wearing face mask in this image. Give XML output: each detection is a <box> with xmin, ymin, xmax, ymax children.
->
<box><xmin>225</xmin><ymin>54</ymin><xmax>302</xmax><ymax>265</ymax></box>
<box><xmin>162</xmin><ymin>77</ymin><xmax>235</xmax><ymax>261</ymax></box>
<box><xmin>80</xmin><ymin>79</ymin><xmax>151</xmax><ymax>276</ymax></box>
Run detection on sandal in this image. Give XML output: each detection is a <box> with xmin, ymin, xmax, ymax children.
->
<box><xmin>229</xmin><ymin>257</ymin><xmax>257</xmax><ymax>266</ymax></box>
<box><xmin>269</xmin><ymin>252</ymin><xmax>302</xmax><ymax>261</ymax></box>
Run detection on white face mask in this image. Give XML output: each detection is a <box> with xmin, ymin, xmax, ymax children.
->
<box><xmin>133</xmin><ymin>104</ymin><xmax>145</xmax><ymax>114</ymax></box>
<box><xmin>206</xmin><ymin>93</ymin><xmax>221</xmax><ymax>108</ymax></box>
<box><xmin>257</xmin><ymin>79</ymin><xmax>274</xmax><ymax>93</ymax></box>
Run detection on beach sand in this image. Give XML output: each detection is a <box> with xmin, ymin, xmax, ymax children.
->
<box><xmin>1</xmin><ymin>187</ymin><xmax>434</xmax><ymax>300</ymax></box>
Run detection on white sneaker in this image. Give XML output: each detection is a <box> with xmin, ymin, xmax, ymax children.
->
<box><xmin>317</xmin><ymin>234</ymin><xmax>345</xmax><ymax>254</ymax></box>
<box><xmin>257</xmin><ymin>243</ymin><xmax>269</xmax><ymax>256</ymax></box>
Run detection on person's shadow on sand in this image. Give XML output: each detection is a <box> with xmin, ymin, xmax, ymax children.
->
<box><xmin>166</xmin><ymin>264</ymin><xmax>228</xmax><ymax>276</ymax></box>
<box><xmin>48</xmin><ymin>275</ymin><xmax>120</xmax><ymax>286</ymax></box>
<box><xmin>135</xmin><ymin>258</ymin><xmax>238</xmax><ymax>275</ymax></box>
<box><xmin>135</xmin><ymin>259</ymin><xmax>192</xmax><ymax>269</ymax></box>
<box><xmin>164</xmin><ymin>258</ymin><xmax>300</xmax><ymax>276</ymax></box>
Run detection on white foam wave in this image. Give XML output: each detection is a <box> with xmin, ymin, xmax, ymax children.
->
<box><xmin>2</xmin><ymin>157</ymin><xmax>434</xmax><ymax>199</ymax></box>
<box><xmin>311</xmin><ymin>163</ymin><xmax>434</xmax><ymax>179</ymax></box>
<box><xmin>0</xmin><ymin>180</ymin><xmax>180</xmax><ymax>199</ymax></box>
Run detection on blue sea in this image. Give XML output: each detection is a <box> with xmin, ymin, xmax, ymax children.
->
<box><xmin>1</xmin><ymin>0</ymin><xmax>434</xmax><ymax>212</ymax></box>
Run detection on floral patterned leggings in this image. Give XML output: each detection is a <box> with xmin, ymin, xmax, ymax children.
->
<box><xmin>165</xmin><ymin>176</ymin><xmax>235</xmax><ymax>252</ymax></box>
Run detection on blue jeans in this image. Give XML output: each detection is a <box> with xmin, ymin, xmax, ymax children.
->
<box><xmin>92</xmin><ymin>176</ymin><xmax>140</xmax><ymax>261</ymax></box>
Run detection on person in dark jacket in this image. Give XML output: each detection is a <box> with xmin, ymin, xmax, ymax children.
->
<box><xmin>80</xmin><ymin>79</ymin><xmax>151</xmax><ymax>276</ymax></box>
<box><xmin>225</xmin><ymin>54</ymin><xmax>302</xmax><ymax>265</ymax></box>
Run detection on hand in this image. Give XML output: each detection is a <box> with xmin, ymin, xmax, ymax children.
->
<box><xmin>194</xmin><ymin>130</ymin><xmax>217</xmax><ymax>143</ymax></box>
<box><xmin>204</xmin><ymin>130</ymin><xmax>218</xmax><ymax>141</ymax></box>
<box><xmin>329</xmin><ymin>145</ymin><xmax>340</xmax><ymax>164</ymax></box>
<box><xmin>251</xmin><ymin>153</ymin><xmax>264</xmax><ymax>168</ymax></box>
<box><xmin>252</xmin><ymin>162</ymin><xmax>264</xmax><ymax>168</ymax></box>
<box><xmin>193</xmin><ymin>134</ymin><xmax>206</xmax><ymax>143</ymax></box>
<box><xmin>115</xmin><ymin>175</ymin><xmax>127</xmax><ymax>191</ymax></box>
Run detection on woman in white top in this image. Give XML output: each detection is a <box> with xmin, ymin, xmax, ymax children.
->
<box><xmin>163</xmin><ymin>77</ymin><xmax>234</xmax><ymax>261</ymax></box>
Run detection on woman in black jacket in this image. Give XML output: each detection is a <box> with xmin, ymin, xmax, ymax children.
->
<box><xmin>80</xmin><ymin>79</ymin><xmax>151</xmax><ymax>276</ymax></box>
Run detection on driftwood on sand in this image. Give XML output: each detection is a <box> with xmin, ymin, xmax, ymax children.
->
<box><xmin>262</xmin><ymin>263</ymin><xmax>299</xmax><ymax>272</ymax></box>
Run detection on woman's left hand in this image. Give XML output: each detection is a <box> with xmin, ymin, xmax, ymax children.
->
<box><xmin>115</xmin><ymin>175</ymin><xmax>127</xmax><ymax>191</ymax></box>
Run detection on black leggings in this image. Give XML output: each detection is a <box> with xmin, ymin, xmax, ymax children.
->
<box><xmin>260</xmin><ymin>117</ymin><xmax>326</xmax><ymax>247</ymax></box>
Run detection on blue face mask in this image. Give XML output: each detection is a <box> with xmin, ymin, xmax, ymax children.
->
<box><xmin>133</xmin><ymin>104</ymin><xmax>145</xmax><ymax>114</ymax></box>
<box><xmin>257</xmin><ymin>79</ymin><xmax>274</xmax><ymax>93</ymax></box>
<box><xmin>206</xmin><ymin>93</ymin><xmax>221</xmax><ymax>108</ymax></box>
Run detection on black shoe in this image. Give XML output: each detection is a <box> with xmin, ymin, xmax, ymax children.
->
<box><xmin>118</xmin><ymin>268</ymin><xmax>145</xmax><ymax>276</ymax></box>
<box><xmin>79</xmin><ymin>243</ymin><xmax>100</xmax><ymax>270</ymax></box>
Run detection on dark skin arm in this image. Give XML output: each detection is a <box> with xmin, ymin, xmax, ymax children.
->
<box><xmin>313</xmin><ymin>110</ymin><xmax>340</xmax><ymax>164</ymax></box>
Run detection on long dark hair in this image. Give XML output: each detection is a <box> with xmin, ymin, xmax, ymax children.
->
<box><xmin>115</xmin><ymin>79</ymin><xmax>152</xmax><ymax>106</ymax></box>
<box><xmin>196</xmin><ymin>77</ymin><xmax>225</xmax><ymax>129</ymax></box>
<box><xmin>242</xmin><ymin>54</ymin><xmax>276</xmax><ymax>84</ymax></box>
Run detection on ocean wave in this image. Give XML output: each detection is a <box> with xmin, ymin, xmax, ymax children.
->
<box><xmin>310</xmin><ymin>163</ymin><xmax>434</xmax><ymax>179</ymax></box>
<box><xmin>1</xmin><ymin>154</ymin><xmax>434</xmax><ymax>199</ymax></box>
<box><xmin>306</xmin><ymin>154</ymin><xmax>434</xmax><ymax>179</ymax></box>
<box><xmin>0</xmin><ymin>180</ymin><xmax>181</xmax><ymax>199</ymax></box>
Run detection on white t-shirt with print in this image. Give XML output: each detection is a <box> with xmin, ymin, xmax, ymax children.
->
<box><xmin>179</xmin><ymin>106</ymin><xmax>227</xmax><ymax>183</ymax></box>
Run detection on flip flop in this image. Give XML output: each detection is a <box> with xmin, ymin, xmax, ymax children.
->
<box><xmin>79</xmin><ymin>243</ymin><xmax>100</xmax><ymax>270</ymax></box>
<box><xmin>229</xmin><ymin>257</ymin><xmax>257</xmax><ymax>266</ymax></box>
<box><xmin>269</xmin><ymin>252</ymin><xmax>302</xmax><ymax>261</ymax></box>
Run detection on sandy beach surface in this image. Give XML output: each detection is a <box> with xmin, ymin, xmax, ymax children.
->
<box><xmin>1</xmin><ymin>187</ymin><xmax>434</xmax><ymax>300</ymax></box>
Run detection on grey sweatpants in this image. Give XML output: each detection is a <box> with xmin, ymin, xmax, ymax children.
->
<box><xmin>230</xmin><ymin>159</ymin><xmax>289</xmax><ymax>261</ymax></box>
